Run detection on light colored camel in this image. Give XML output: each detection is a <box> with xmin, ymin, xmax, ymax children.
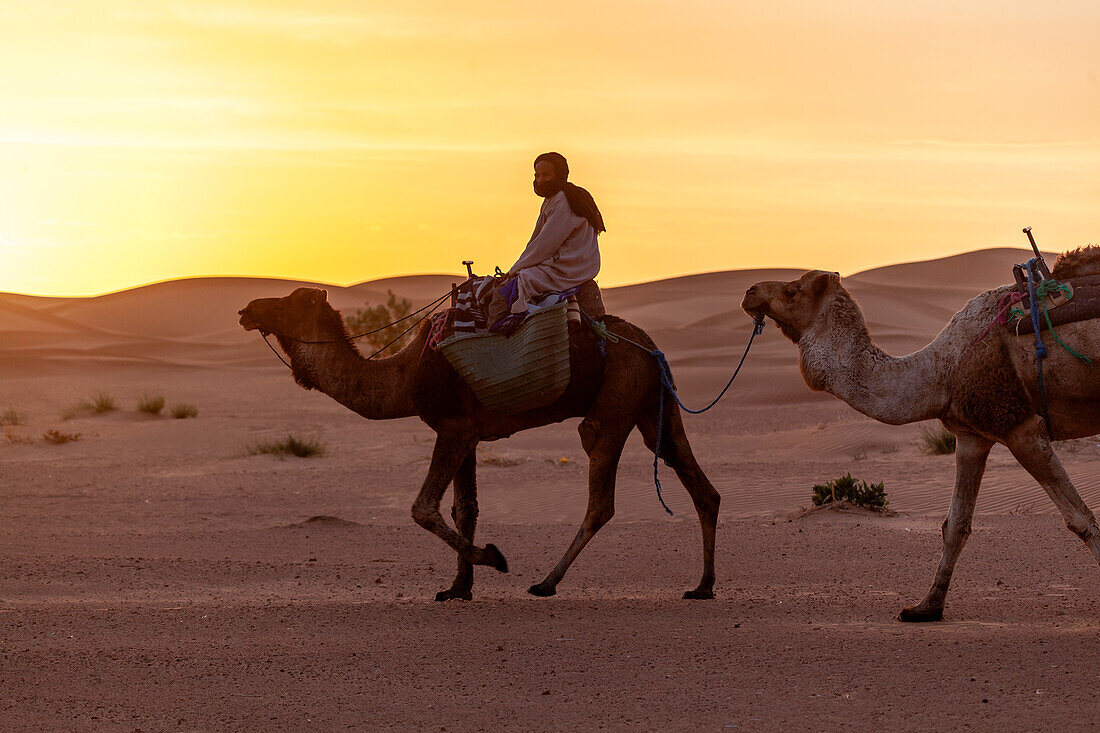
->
<box><xmin>239</xmin><ymin>288</ymin><xmax>719</xmax><ymax>600</ymax></box>
<box><xmin>741</xmin><ymin>250</ymin><xmax>1100</xmax><ymax>621</ymax></box>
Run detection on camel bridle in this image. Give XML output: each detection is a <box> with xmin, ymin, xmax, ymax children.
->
<box><xmin>253</xmin><ymin>289</ymin><xmax>452</xmax><ymax>368</ymax></box>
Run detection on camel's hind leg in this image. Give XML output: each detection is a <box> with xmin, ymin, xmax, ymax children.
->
<box><xmin>436</xmin><ymin>449</ymin><xmax>479</xmax><ymax>601</ymax></box>
<box><xmin>899</xmin><ymin>430</ymin><xmax>993</xmax><ymax>622</ymax></box>
<box><xmin>1005</xmin><ymin>417</ymin><xmax>1100</xmax><ymax>562</ymax></box>
<box><xmin>637</xmin><ymin>404</ymin><xmax>720</xmax><ymax>599</ymax></box>
<box><xmin>528</xmin><ymin>417</ymin><xmax>632</xmax><ymax>597</ymax></box>
<box><xmin>412</xmin><ymin>433</ymin><xmax>507</xmax><ymax>574</ymax></box>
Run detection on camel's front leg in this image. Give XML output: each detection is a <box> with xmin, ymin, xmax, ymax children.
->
<box><xmin>436</xmin><ymin>449</ymin><xmax>479</xmax><ymax>601</ymax></box>
<box><xmin>412</xmin><ymin>434</ymin><xmax>507</xmax><ymax>574</ymax></box>
<box><xmin>528</xmin><ymin>418</ymin><xmax>630</xmax><ymax>597</ymax></box>
<box><xmin>1005</xmin><ymin>417</ymin><xmax>1100</xmax><ymax>562</ymax></box>
<box><xmin>899</xmin><ymin>430</ymin><xmax>993</xmax><ymax>622</ymax></box>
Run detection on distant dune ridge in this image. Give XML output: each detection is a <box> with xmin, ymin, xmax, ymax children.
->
<box><xmin>0</xmin><ymin>247</ymin><xmax>1055</xmax><ymax>371</ymax></box>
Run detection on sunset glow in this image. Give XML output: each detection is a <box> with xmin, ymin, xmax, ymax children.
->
<box><xmin>1</xmin><ymin>0</ymin><xmax>1098</xmax><ymax>295</ymax></box>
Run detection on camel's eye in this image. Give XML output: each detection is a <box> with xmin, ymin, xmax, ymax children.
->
<box><xmin>782</xmin><ymin>283</ymin><xmax>799</xmax><ymax>298</ymax></box>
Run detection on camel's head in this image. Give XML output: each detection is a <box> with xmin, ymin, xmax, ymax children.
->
<box><xmin>238</xmin><ymin>287</ymin><xmax>343</xmax><ymax>343</ymax></box>
<box><xmin>741</xmin><ymin>270</ymin><xmax>842</xmax><ymax>343</ymax></box>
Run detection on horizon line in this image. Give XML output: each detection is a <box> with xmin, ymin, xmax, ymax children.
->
<box><xmin>0</xmin><ymin>245</ymin><xmax>1049</xmax><ymax>299</ymax></box>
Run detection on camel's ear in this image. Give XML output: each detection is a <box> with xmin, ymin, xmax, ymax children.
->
<box><xmin>318</xmin><ymin>289</ymin><xmax>328</xmax><ymax>302</ymax></box>
<box><xmin>808</xmin><ymin>271</ymin><xmax>838</xmax><ymax>296</ymax></box>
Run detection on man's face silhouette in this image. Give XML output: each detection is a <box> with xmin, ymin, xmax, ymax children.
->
<box><xmin>533</xmin><ymin>160</ymin><xmax>558</xmax><ymax>197</ymax></box>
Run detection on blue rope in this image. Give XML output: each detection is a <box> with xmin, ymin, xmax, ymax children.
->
<box><xmin>583</xmin><ymin>310</ymin><xmax>765</xmax><ymax>515</ymax></box>
<box><xmin>1024</xmin><ymin>258</ymin><xmax>1053</xmax><ymax>439</ymax></box>
<box><xmin>652</xmin><ymin>316</ymin><xmax>766</xmax><ymax>414</ymax></box>
<box><xmin>649</xmin><ymin>316</ymin><xmax>765</xmax><ymax>514</ymax></box>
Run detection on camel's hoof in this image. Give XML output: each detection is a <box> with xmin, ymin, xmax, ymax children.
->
<box><xmin>527</xmin><ymin>582</ymin><xmax>556</xmax><ymax>597</ymax></box>
<box><xmin>434</xmin><ymin>588</ymin><xmax>473</xmax><ymax>602</ymax></box>
<box><xmin>481</xmin><ymin>544</ymin><xmax>508</xmax><ymax>573</ymax></box>
<box><xmin>898</xmin><ymin>606</ymin><xmax>943</xmax><ymax>623</ymax></box>
<box><xmin>683</xmin><ymin>588</ymin><xmax>714</xmax><ymax>600</ymax></box>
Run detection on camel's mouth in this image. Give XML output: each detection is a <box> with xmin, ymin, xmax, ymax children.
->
<box><xmin>743</xmin><ymin>304</ymin><xmax>768</xmax><ymax>320</ymax></box>
<box><xmin>238</xmin><ymin>308</ymin><xmax>261</xmax><ymax>332</ymax></box>
<box><xmin>740</xmin><ymin>291</ymin><xmax>770</xmax><ymax>321</ymax></box>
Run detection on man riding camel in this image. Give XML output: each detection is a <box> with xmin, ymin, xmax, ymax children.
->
<box><xmin>488</xmin><ymin>152</ymin><xmax>606</xmax><ymax>323</ymax></box>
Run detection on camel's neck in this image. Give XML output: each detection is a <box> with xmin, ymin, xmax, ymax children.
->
<box><xmin>282</xmin><ymin>328</ymin><xmax>421</xmax><ymax>420</ymax></box>
<box><xmin>797</xmin><ymin>294</ymin><xmax>949</xmax><ymax>425</ymax></box>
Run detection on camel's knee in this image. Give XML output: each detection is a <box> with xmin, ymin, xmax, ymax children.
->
<box><xmin>411</xmin><ymin>501</ymin><xmax>441</xmax><ymax>530</ymax></box>
<box><xmin>578</xmin><ymin>418</ymin><xmax>600</xmax><ymax>455</ymax></box>
<box><xmin>941</xmin><ymin>516</ymin><xmax>971</xmax><ymax>542</ymax></box>
<box><xmin>703</xmin><ymin>493</ymin><xmax>720</xmax><ymax>523</ymax></box>
<box><xmin>585</xmin><ymin>504</ymin><xmax>614</xmax><ymax>531</ymax></box>
<box><xmin>698</xmin><ymin>483</ymin><xmax>720</xmax><ymax>513</ymax></box>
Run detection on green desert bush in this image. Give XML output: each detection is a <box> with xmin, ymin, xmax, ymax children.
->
<box><xmin>170</xmin><ymin>403</ymin><xmax>198</xmax><ymax>419</ymax></box>
<box><xmin>137</xmin><ymin>394</ymin><xmax>166</xmax><ymax>415</ymax></box>
<box><xmin>0</xmin><ymin>408</ymin><xmax>24</xmax><ymax>426</ymax></box>
<box><xmin>919</xmin><ymin>423</ymin><xmax>956</xmax><ymax>455</ymax></box>
<box><xmin>248</xmin><ymin>434</ymin><xmax>325</xmax><ymax>458</ymax></box>
<box><xmin>344</xmin><ymin>290</ymin><xmax>414</xmax><ymax>357</ymax></box>
<box><xmin>811</xmin><ymin>473</ymin><xmax>889</xmax><ymax>511</ymax></box>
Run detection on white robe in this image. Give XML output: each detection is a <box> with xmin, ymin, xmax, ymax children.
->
<box><xmin>507</xmin><ymin>190</ymin><xmax>600</xmax><ymax>313</ymax></box>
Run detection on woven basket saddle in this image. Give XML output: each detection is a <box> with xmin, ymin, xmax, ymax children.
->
<box><xmin>436</xmin><ymin>281</ymin><xmax>606</xmax><ymax>415</ymax></box>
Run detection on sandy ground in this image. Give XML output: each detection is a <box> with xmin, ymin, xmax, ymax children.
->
<box><xmin>2</xmin><ymin>248</ymin><xmax>1099</xmax><ymax>729</ymax></box>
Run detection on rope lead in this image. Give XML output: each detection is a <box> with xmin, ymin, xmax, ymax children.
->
<box><xmin>584</xmin><ymin>310</ymin><xmax>765</xmax><ymax>515</ymax></box>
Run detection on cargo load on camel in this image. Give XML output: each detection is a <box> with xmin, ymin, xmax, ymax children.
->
<box><xmin>428</xmin><ymin>264</ymin><xmax>605</xmax><ymax>415</ymax></box>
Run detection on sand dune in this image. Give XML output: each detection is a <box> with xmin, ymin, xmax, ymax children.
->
<box><xmin>4</xmin><ymin>247</ymin><xmax>1099</xmax><ymax>729</ymax></box>
<box><xmin>0</xmin><ymin>247</ymin><xmax>1042</xmax><ymax>359</ymax></box>
<box><xmin>2</xmin><ymin>245</ymin><xmax>1094</xmax><ymax>521</ymax></box>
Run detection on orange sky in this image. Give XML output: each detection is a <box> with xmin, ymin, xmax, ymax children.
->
<box><xmin>1</xmin><ymin>0</ymin><xmax>1098</xmax><ymax>296</ymax></box>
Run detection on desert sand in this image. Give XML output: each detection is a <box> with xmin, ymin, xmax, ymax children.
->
<box><xmin>2</xmin><ymin>248</ymin><xmax>1099</xmax><ymax>730</ymax></box>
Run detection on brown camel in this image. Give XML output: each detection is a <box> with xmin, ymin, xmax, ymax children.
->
<box><xmin>238</xmin><ymin>288</ymin><xmax>719</xmax><ymax>600</ymax></box>
<box><xmin>741</xmin><ymin>249</ymin><xmax>1100</xmax><ymax>621</ymax></box>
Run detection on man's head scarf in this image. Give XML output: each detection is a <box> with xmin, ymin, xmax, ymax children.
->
<box><xmin>534</xmin><ymin>152</ymin><xmax>606</xmax><ymax>234</ymax></box>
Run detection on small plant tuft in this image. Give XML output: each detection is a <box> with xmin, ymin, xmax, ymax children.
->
<box><xmin>42</xmin><ymin>429</ymin><xmax>81</xmax><ymax>445</ymax></box>
<box><xmin>90</xmin><ymin>390</ymin><xmax>117</xmax><ymax>414</ymax></box>
<box><xmin>811</xmin><ymin>473</ymin><xmax>889</xmax><ymax>511</ymax></box>
<box><xmin>248</xmin><ymin>434</ymin><xmax>325</xmax><ymax>458</ymax></box>
<box><xmin>60</xmin><ymin>402</ymin><xmax>86</xmax><ymax>420</ymax></box>
<box><xmin>137</xmin><ymin>394</ymin><xmax>165</xmax><ymax>415</ymax></box>
<box><xmin>0</xmin><ymin>408</ymin><xmax>24</xmax><ymax>426</ymax></box>
<box><xmin>919</xmin><ymin>423</ymin><xmax>956</xmax><ymax>455</ymax></box>
<box><xmin>171</xmin><ymin>403</ymin><xmax>198</xmax><ymax>419</ymax></box>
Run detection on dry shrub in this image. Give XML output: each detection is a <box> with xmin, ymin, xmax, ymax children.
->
<box><xmin>1</xmin><ymin>408</ymin><xmax>24</xmax><ymax>426</ymax></box>
<box><xmin>248</xmin><ymin>434</ymin><xmax>325</xmax><ymax>458</ymax></box>
<box><xmin>171</xmin><ymin>404</ymin><xmax>198</xmax><ymax>419</ymax></box>
<box><xmin>137</xmin><ymin>394</ymin><xmax>165</xmax><ymax>415</ymax></box>
<box><xmin>62</xmin><ymin>390</ymin><xmax>117</xmax><ymax>419</ymax></box>
<box><xmin>90</xmin><ymin>391</ymin><xmax>117</xmax><ymax>414</ymax></box>
<box><xmin>919</xmin><ymin>424</ymin><xmax>956</xmax><ymax>455</ymax></box>
<box><xmin>42</xmin><ymin>429</ymin><xmax>81</xmax><ymax>445</ymax></box>
<box><xmin>344</xmin><ymin>290</ymin><xmax>414</xmax><ymax>357</ymax></box>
